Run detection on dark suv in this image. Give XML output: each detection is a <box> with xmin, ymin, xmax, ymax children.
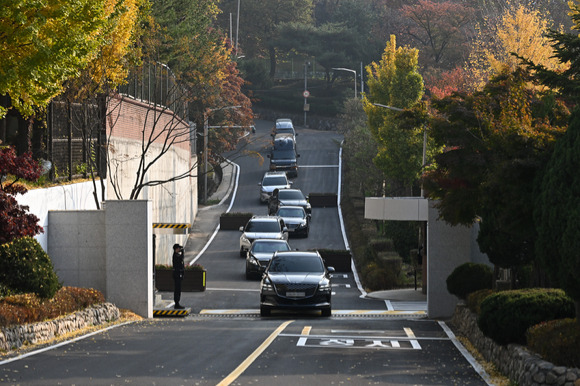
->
<box><xmin>260</xmin><ymin>251</ymin><xmax>334</xmax><ymax>317</ymax></box>
<box><xmin>267</xmin><ymin>134</ymin><xmax>299</xmax><ymax>177</ymax></box>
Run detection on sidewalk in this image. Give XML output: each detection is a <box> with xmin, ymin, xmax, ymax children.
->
<box><xmin>180</xmin><ymin>161</ymin><xmax>426</xmax><ymax>306</ymax></box>
<box><xmin>183</xmin><ymin>161</ymin><xmax>236</xmax><ymax>263</ymax></box>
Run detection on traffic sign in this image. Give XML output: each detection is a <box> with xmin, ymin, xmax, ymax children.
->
<box><xmin>303</xmin><ymin>90</ymin><xmax>310</xmax><ymax>98</ymax></box>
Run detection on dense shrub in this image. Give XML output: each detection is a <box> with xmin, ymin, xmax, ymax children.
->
<box><xmin>527</xmin><ymin>318</ymin><xmax>580</xmax><ymax>368</ymax></box>
<box><xmin>466</xmin><ymin>289</ymin><xmax>494</xmax><ymax>314</ymax></box>
<box><xmin>0</xmin><ymin>286</ymin><xmax>104</xmax><ymax>327</ymax></box>
<box><xmin>0</xmin><ymin>236</ymin><xmax>61</xmax><ymax>299</ymax></box>
<box><xmin>446</xmin><ymin>262</ymin><xmax>493</xmax><ymax>300</ymax></box>
<box><xmin>478</xmin><ymin>288</ymin><xmax>575</xmax><ymax>345</ymax></box>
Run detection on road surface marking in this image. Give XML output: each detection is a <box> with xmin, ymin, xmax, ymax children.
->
<box><xmin>217</xmin><ymin>320</ymin><xmax>294</xmax><ymax>386</ymax></box>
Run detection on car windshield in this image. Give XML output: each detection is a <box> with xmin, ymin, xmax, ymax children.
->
<box><xmin>278</xmin><ymin>190</ymin><xmax>304</xmax><ymax>200</ymax></box>
<box><xmin>245</xmin><ymin>221</ymin><xmax>281</xmax><ymax>232</ymax></box>
<box><xmin>252</xmin><ymin>242</ymin><xmax>290</xmax><ymax>253</ymax></box>
<box><xmin>263</xmin><ymin>176</ymin><xmax>288</xmax><ymax>186</ymax></box>
<box><xmin>277</xmin><ymin>208</ymin><xmax>304</xmax><ymax>217</ymax></box>
<box><xmin>271</xmin><ymin>150</ymin><xmax>296</xmax><ymax>159</ymax></box>
<box><xmin>276</xmin><ymin>122</ymin><xmax>293</xmax><ymax>129</ymax></box>
<box><xmin>273</xmin><ymin>139</ymin><xmax>294</xmax><ymax>150</ymax></box>
<box><xmin>268</xmin><ymin>255</ymin><xmax>324</xmax><ymax>273</ymax></box>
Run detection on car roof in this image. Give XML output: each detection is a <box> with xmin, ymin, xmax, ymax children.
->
<box><xmin>278</xmin><ymin>188</ymin><xmax>303</xmax><ymax>194</ymax></box>
<box><xmin>263</xmin><ymin>171</ymin><xmax>288</xmax><ymax>178</ymax></box>
<box><xmin>272</xmin><ymin>250</ymin><xmax>320</xmax><ymax>259</ymax></box>
<box><xmin>251</xmin><ymin>239</ymin><xmax>288</xmax><ymax>244</ymax></box>
<box><xmin>277</xmin><ymin>205</ymin><xmax>305</xmax><ymax>211</ymax></box>
<box><xmin>249</xmin><ymin>215</ymin><xmax>281</xmax><ymax>221</ymax></box>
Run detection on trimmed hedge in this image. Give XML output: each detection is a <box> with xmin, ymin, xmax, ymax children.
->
<box><xmin>446</xmin><ymin>262</ymin><xmax>493</xmax><ymax>300</ymax></box>
<box><xmin>527</xmin><ymin>318</ymin><xmax>580</xmax><ymax>368</ymax></box>
<box><xmin>0</xmin><ymin>236</ymin><xmax>61</xmax><ymax>299</ymax></box>
<box><xmin>478</xmin><ymin>288</ymin><xmax>576</xmax><ymax>345</ymax></box>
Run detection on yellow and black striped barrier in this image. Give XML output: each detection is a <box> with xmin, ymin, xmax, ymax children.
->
<box><xmin>152</xmin><ymin>223</ymin><xmax>191</xmax><ymax>235</ymax></box>
<box><xmin>154</xmin><ymin>308</ymin><xmax>190</xmax><ymax>317</ymax></box>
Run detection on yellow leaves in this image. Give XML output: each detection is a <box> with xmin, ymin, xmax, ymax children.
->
<box><xmin>85</xmin><ymin>0</ymin><xmax>144</xmax><ymax>89</ymax></box>
<box><xmin>466</xmin><ymin>1</ymin><xmax>569</xmax><ymax>91</ymax></box>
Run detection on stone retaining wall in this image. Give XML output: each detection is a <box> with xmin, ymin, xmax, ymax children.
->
<box><xmin>450</xmin><ymin>305</ymin><xmax>580</xmax><ymax>386</ymax></box>
<box><xmin>0</xmin><ymin>303</ymin><xmax>120</xmax><ymax>352</ymax></box>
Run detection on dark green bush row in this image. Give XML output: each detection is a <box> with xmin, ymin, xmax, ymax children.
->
<box><xmin>466</xmin><ymin>289</ymin><xmax>494</xmax><ymax>314</ymax></box>
<box><xmin>478</xmin><ymin>288</ymin><xmax>575</xmax><ymax>345</ymax></box>
<box><xmin>527</xmin><ymin>318</ymin><xmax>580</xmax><ymax>368</ymax></box>
<box><xmin>0</xmin><ymin>286</ymin><xmax>105</xmax><ymax>328</ymax></box>
<box><xmin>447</xmin><ymin>262</ymin><xmax>493</xmax><ymax>300</ymax></box>
<box><xmin>0</xmin><ymin>236</ymin><xmax>61</xmax><ymax>299</ymax></box>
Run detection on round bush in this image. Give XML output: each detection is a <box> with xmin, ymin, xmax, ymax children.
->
<box><xmin>0</xmin><ymin>236</ymin><xmax>61</xmax><ymax>299</ymax></box>
<box><xmin>478</xmin><ymin>288</ymin><xmax>575</xmax><ymax>345</ymax></box>
<box><xmin>446</xmin><ymin>263</ymin><xmax>493</xmax><ymax>300</ymax></box>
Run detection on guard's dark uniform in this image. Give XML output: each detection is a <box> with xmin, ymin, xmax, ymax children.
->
<box><xmin>172</xmin><ymin>244</ymin><xmax>185</xmax><ymax>309</ymax></box>
<box><xmin>268</xmin><ymin>189</ymin><xmax>280</xmax><ymax>215</ymax></box>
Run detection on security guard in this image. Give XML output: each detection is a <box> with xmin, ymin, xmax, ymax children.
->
<box><xmin>172</xmin><ymin>244</ymin><xmax>185</xmax><ymax>309</ymax></box>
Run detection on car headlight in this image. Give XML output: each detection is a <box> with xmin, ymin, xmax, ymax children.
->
<box><xmin>318</xmin><ymin>280</ymin><xmax>331</xmax><ymax>294</ymax></box>
<box><xmin>248</xmin><ymin>255</ymin><xmax>260</xmax><ymax>266</ymax></box>
<box><xmin>261</xmin><ymin>279</ymin><xmax>276</xmax><ymax>294</ymax></box>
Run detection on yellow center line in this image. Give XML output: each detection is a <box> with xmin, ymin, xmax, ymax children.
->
<box><xmin>217</xmin><ymin>320</ymin><xmax>294</xmax><ymax>386</ymax></box>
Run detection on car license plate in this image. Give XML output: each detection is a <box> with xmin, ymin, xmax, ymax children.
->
<box><xmin>286</xmin><ymin>292</ymin><xmax>305</xmax><ymax>297</ymax></box>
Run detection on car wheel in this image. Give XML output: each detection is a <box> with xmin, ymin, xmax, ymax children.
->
<box><xmin>245</xmin><ymin>270</ymin><xmax>252</xmax><ymax>280</ymax></box>
<box><xmin>240</xmin><ymin>247</ymin><xmax>246</xmax><ymax>257</ymax></box>
<box><xmin>321</xmin><ymin>308</ymin><xmax>331</xmax><ymax>317</ymax></box>
<box><xmin>260</xmin><ymin>306</ymin><xmax>271</xmax><ymax>317</ymax></box>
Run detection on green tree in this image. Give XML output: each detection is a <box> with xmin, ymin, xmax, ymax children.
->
<box><xmin>535</xmin><ymin>110</ymin><xmax>580</xmax><ymax>319</ymax></box>
<box><xmin>425</xmin><ymin>69</ymin><xmax>567</xmax><ymax>279</ymax></box>
<box><xmin>216</xmin><ymin>0</ymin><xmax>314</xmax><ymax>77</ymax></box>
<box><xmin>275</xmin><ymin>22</ymin><xmax>363</xmax><ymax>86</ymax></box>
<box><xmin>521</xmin><ymin>2</ymin><xmax>580</xmax><ymax>317</ymax></box>
<box><xmin>362</xmin><ymin>35</ymin><xmax>424</xmax><ymax>193</ymax></box>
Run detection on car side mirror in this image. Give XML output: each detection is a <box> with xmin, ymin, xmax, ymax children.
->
<box><xmin>283</xmin><ymin>227</ymin><xmax>288</xmax><ymax>233</ymax></box>
<box><xmin>327</xmin><ymin>266</ymin><xmax>335</xmax><ymax>274</ymax></box>
<box><xmin>296</xmin><ymin>154</ymin><xmax>300</xmax><ymax>158</ymax></box>
<box><xmin>239</xmin><ymin>226</ymin><xmax>244</xmax><ymax>232</ymax></box>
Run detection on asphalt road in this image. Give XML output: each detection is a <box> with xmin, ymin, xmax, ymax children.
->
<box><xmin>0</xmin><ymin>120</ymin><xmax>492</xmax><ymax>385</ymax></box>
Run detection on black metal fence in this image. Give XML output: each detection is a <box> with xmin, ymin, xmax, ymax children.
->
<box><xmin>21</xmin><ymin>62</ymin><xmax>191</xmax><ymax>182</ymax></box>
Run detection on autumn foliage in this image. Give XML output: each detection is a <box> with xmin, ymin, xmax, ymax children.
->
<box><xmin>0</xmin><ymin>147</ymin><xmax>43</xmax><ymax>244</ymax></box>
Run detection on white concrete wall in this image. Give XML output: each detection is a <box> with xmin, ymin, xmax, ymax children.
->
<box><xmin>107</xmin><ymin>137</ymin><xmax>197</xmax><ymax>265</ymax></box>
<box><xmin>364</xmin><ymin>197</ymin><xmax>490</xmax><ymax>319</ymax></box>
<box><xmin>105</xmin><ymin>200</ymin><xmax>152</xmax><ymax>318</ymax></box>
<box><xmin>48</xmin><ymin>200</ymin><xmax>153</xmax><ymax>318</ymax></box>
<box><xmin>16</xmin><ymin>181</ymin><xmax>105</xmax><ymax>251</ymax></box>
<box><xmin>48</xmin><ymin>210</ymin><xmax>106</xmax><ymax>292</ymax></box>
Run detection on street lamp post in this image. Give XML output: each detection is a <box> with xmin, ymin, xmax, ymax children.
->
<box><xmin>332</xmin><ymin>67</ymin><xmax>357</xmax><ymax>98</ymax></box>
<box><xmin>203</xmin><ymin>105</ymin><xmax>241</xmax><ymax>203</ymax></box>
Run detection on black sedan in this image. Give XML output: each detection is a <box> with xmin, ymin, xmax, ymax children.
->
<box><xmin>277</xmin><ymin>188</ymin><xmax>311</xmax><ymax>214</ymax></box>
<box><xmin>260</xmin><ymin>251</ymin><xmax>334</xmax><ymax>317</ymax></box>
<box><xmin>245</xmin><ymin>239</ymin><xmax>291</xmax><ymax>280</ymax></box>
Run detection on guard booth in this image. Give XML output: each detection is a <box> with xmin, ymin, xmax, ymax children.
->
<box><xmin>152</xmin><ymin>222</ymin><xmax>191</xmax><ymax>316</ymax></box>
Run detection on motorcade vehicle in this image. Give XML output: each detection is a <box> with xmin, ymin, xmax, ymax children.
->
<box><xmin>267</xmin><ymin>134</ymin><xmax>299</xmax><ymax>177</ymax></box>
<box><xmin>276</xmin><ymin>188</ymin><xmax>311</xmax><ymax>214</ymax></box>
<box><xmin>245</xmin><ymin>239</ymin><xmax>291</xmax><ymax>280</ymax></box>
<box><xmin>239</xmin><ymin>216</ymin><xmax>288</xmax><ymax>257</ymax></box>
<box><xmin>272</xmin><ymin>119</ymin><xmax>297</xmax><ymax>139</ymax></box>
<box><xmin>258</xmin><ymin>171</ymin><xmax>292</xmax><ymax>203</ymax></box>
<box><xmin>275</xmin><ymin>206</ymin><xmax>310</xmax><ymax>237</ymax></box>
<box><xmin>260</xmin><ymin>251</ymin><xmax>334</xmax><ymax>316</ymax></box>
